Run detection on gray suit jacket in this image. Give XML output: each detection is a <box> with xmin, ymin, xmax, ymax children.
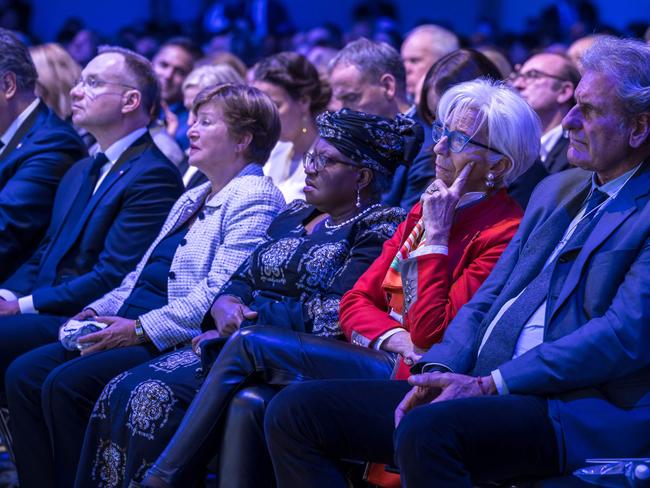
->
<box><xmin>418</xmin><ymin>162</ymin><xmax>650</xmax><ymax>471</ymax></box>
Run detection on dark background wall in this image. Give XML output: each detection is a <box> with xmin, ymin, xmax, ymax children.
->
<box><xmin>29</xmin><ymin>0</ymin><xmax>650</xmax><ymax>42</ymax></box>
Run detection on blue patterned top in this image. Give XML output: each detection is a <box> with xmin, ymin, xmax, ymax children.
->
<box><xmin>215</xmin><ymin>200</ymin><xmax>406</xmax><ymax>337</ymax></box>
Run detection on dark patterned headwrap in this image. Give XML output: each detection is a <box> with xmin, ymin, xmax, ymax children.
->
<box><xmin>316</xmin><ymin>108</ymin><xmax>424</xmax><ymax>177</ymax></box>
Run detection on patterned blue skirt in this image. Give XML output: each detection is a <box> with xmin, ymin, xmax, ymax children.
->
<box><xmin>75</xmin><ymin>347</ymin><xmax>203</xmax><ymax>488</ymax></box>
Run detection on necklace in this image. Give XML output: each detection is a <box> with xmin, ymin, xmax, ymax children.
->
<box><xmin>324</xmin><ymin>203</ymin><xmax>382</xmax><ymax>230</ymax></box>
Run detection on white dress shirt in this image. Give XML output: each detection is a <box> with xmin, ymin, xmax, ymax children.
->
<box><xmin>539</xmin><ymin>124</ymin><xmax>564</xmax><ymax>163</ymax></box>
<box><xmin>263</xmin><ymin>140</ymin><xmax>311</xmax><ymax>204</ymax></box>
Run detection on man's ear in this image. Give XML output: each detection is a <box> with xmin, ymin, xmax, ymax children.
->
<box><xmin>379</xmin><ymin>73</ymin><xmax>397</xmax><ymax>101</ymax></box>
<box><xmin>1</xmin><ymin>72</ymin><xmax>18</xmax><ymax>100</ymax></box>
<box><xmin>629</xmin><ymin>112</ymin><xmax>650</xmax><ymax>149</ymax></box>
<box><xmin>121</xmin><ymin>89</ymin><xmax>142</xmax><ymax>114</ymax></box>
<box><xmin>555</xmin><ymin>81</ymin><xmax>575</xmax><ymax>105</ymax></box>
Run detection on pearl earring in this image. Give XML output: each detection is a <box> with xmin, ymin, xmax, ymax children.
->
<box><xmin>356</xmin><ymin>186</ymin><xmax>362</xmax><ymax>208</ymax></box>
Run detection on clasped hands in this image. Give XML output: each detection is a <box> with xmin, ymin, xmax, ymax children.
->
<box><xmin>394</xmin><ymin>371</ymin><xmax>497</xmax><ymax>427</ymax></box>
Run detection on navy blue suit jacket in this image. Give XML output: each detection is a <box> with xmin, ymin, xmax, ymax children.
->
<box><xmin>418</xmin><ymin>163</ymin><xmax>650</xmax><ymax>471</ymax></box>
<box><xmin>382</xmin><ymin>113</ymin><xmax>434</xmax><ymax>210</ymax></box>
<box><xmin>2</xmin><ymin>133</ymin><xmax>184</xmax><ymax>315</ymax></box>
<box><xmin>0</xmin><ymin>101</ymin><xmax>87</xmax><ymax>280</ymax></box>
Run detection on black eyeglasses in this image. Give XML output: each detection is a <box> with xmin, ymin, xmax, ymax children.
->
<box><xmin>303</xmin><ymin>151</ymin><xmax>362</xmax><ymax>172</ymax></box>
<box><xmin>508</xmin><ymin>68</ymin><xmax>570</xmax><ymax>83</ymax></box>
<box><xmin>431</xmin><ymin>121</ymin><xmax>504</xmax><ymax>156</ymax></box>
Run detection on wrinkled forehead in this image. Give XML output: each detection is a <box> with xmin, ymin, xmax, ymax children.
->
<box><xmin>574</xmin><ymin>70</ymin><xmax>612</xmax><ymax>104</ymax></box>
<box><xmin>331</xmin><ymin>62</ymin><xmax>371</xmax><ymax>90</ymax></box>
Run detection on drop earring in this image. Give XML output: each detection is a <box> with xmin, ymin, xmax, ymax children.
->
<box><xmin>485</xmin><ymin>172</ymin><xmax>496</xmax><ymax>189</ymax></box>
<box><xmin>356</xmin><ymin>186</ymin><xmax>362</xmax><ymax>208</ymax></box>
<box><xmin>301</xmin><ymin>115</ymin><xmax>308</xmax><ymax>134</ymax></box>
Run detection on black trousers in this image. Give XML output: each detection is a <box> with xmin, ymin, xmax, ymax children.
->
<box><xmin>5</xmin><ymin>341</ymin><xmax>159</xmax><ymax>488</ymax></box>
<box><xmin>264</xmin><ymin>379</ymin><xmax>561</xmax><ymax>488</ymax></box>
<box><xmin>144</xmin><ymin>326</ymin><xmax>396</xmax><ymax>486</ymax></box>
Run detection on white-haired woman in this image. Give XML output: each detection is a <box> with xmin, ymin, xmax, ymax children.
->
<box><xmin>262</xmin><ymin>78</ymin><xmax>544</xmax><ymax>487</ymax></box>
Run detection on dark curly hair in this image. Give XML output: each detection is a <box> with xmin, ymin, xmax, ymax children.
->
<box><xmin>253</xmin><ymin>52</ymin><xmax>331</xmax><ymax>115</ymax></box>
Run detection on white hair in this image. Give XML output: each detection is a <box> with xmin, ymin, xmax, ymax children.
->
<box><xmin>182</xmin><ymin>64</ymin><xmax>244</xmax><ymax>92</ymax></box>
<box><xmin>436</xmin><ymin>78</ymin><xmax>541</xmax><ymax>186</ymax></box>
<box><xmin>581</xmin><ymin>36</ymin><xmax>650</xmax><ymax>116</ymax></box>
<box><xmin>405</xmin><ymin>24</ymin><xmax>459</xmax><ymax>59</ymax></box>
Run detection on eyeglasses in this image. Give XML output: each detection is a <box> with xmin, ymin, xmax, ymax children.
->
<box><xmin>507</xmin><ymin>69</ymin><xmax>570</xmax><ymax>83</ymax></box>
<box><xmin>432</xmin><ymin>121</ymin><xmax>504</xmax><ymax>156</ymax></box>
<box><xmin>74</xmin><ymin>75</ymin><xmax>138</xmax><ymax>92</ymax></box>
<box><xmin>303</xmin><ymin>151</ymin><xmax>361</xmax><ymax>172</ymax></box>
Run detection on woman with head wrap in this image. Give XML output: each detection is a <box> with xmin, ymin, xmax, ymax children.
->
<box><xmin>75</xmin><ymin>108</ymin><xmax>420</xmax><ymax>488</ymax></box>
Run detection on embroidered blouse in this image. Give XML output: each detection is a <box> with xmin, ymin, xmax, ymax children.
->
<box><xmin>214</xmin><ymin>200</ymin><xmax>406</xmax><ymax>337</ymax></box>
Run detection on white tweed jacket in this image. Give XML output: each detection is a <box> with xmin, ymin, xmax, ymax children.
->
<box><xmin>87</xmin><ymin>164</ymin><xmax>285</xmax><ymax>350</ymax></box>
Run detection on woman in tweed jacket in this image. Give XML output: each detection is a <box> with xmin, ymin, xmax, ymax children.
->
<box><xmin>76</xmin><ymin>108</ymin><xmax>424</xmax><ymax>488</ymax></box>
<box><xmin>4</xmin><ymin>84</ymin><xmax>285</xmax><ymax>488</ymax></box>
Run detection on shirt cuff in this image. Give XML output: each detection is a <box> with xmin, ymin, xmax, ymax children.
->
<box><xmin>0</xmin><ymin>289</ymin><xmax>18</xmax><ymax>301</ymax></box>
<box><xmin>374</xmin><ymin>327</ymin><xmax>408</xmax><ymax>350</ymax></box>
<box><xmin>409</xmin><ymin>245</ymin><xmax>449</xmax><ymax>257</ymax></box>
<box><xmin>18</xmin><ymin>295</ymin><xmax>38</xmax><ymax>314</ymax></box>
<box><xmin>491</xmin><ymin>369</ymin><xmax>509</xmax><ymax>395</ymax></box>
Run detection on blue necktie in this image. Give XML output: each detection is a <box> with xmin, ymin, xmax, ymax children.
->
<box><xmin>472</xmin><ymin>189</ymin><xmax>608</xmax><ymax>376</ymax></box>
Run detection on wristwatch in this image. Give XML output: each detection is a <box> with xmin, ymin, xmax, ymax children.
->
<box><xmin>134</xmin><ymin>318</ymin><xmax>147</xmax><ymax>343</ymax></box>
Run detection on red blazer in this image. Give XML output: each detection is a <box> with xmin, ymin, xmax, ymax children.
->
<box><xmin>340</xmin><ymin>189</ymin><xmax>523</xmax><ymax>375</ymax></box>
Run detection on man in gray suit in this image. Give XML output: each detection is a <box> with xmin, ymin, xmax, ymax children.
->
<box><xmin>263</xmin><ymin>36</ymin><xmax>650</xmax><ymax>487</ymax></box>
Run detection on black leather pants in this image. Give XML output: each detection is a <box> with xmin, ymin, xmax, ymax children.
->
<box><xmin>218</xmin><ymin>385</ymin><xmax>278</xmax><ymax>488</ymax></box>
<box><xmin>143</xmin><ymin>325</ymin><xmax>396</xmax><ymax>487</ymax></box>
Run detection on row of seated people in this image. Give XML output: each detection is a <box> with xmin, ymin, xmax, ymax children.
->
<box><xmin>0</xmin><ymin>25</ymin><xmax>648</xmax><ymax>488</ymax></box>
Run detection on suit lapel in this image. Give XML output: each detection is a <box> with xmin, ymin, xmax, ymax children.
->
<box><xmin>0</xmin><ymin>101</ymin><xmax>46</xmax><ymax>165</ymax></box>
<box><xmin>63</xmin><ymin>135</ymin><xmax>153</xmax><ymax>250</ymax></box>
<box><xmin>549</xmin><ymin>165</ymin><xmax>650</xmax><ymax>320</ymax></box>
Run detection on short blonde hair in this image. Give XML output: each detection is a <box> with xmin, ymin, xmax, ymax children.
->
<box><xmin>29</xmin><ymin>43</ymin><xmax>81</xmax><ymax>119</ymax></box>
<box><xmin>193</xmin><ymin>83</ymin><xmax>280</xmax><ymax>164</ymax></box>
<box><xmin>182</xmin><ymin>64</ymin><xmax>243</xmax><ymax>93</ymax></box>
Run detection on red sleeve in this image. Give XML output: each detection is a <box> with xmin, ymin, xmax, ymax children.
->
<box><xmin>339</xmin><ymin>218</ymin><xmax>409</xmax><ymax>343</ymax></box>
<box><xmin>406</xmin><ymin>219</ymin><xmax>521</xmax><ymax>350</ymax></box>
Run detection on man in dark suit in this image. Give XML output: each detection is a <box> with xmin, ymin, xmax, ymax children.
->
<box><xmin>264</xmin><ymin>37</ymin><xmax>650</xmax><ymax>487</ymax></box>
<box><xmin>0</xmin><ymin>29</ymin><xmax>87</xmax><ymax>280</ymax></box>
<box><xmin>508</xmin><ymin>53</ymin><xmax>582</xmax><ymax>208</ymax></box>
<box><xmin>328</xmin><ymin>38</ymin><xmax>433</xmax><ymax>210</ymax></box>
<box><xmin>0</xmin><ymin>46</ymin><xmax>183</xmax><ymax>388</ymax></box>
